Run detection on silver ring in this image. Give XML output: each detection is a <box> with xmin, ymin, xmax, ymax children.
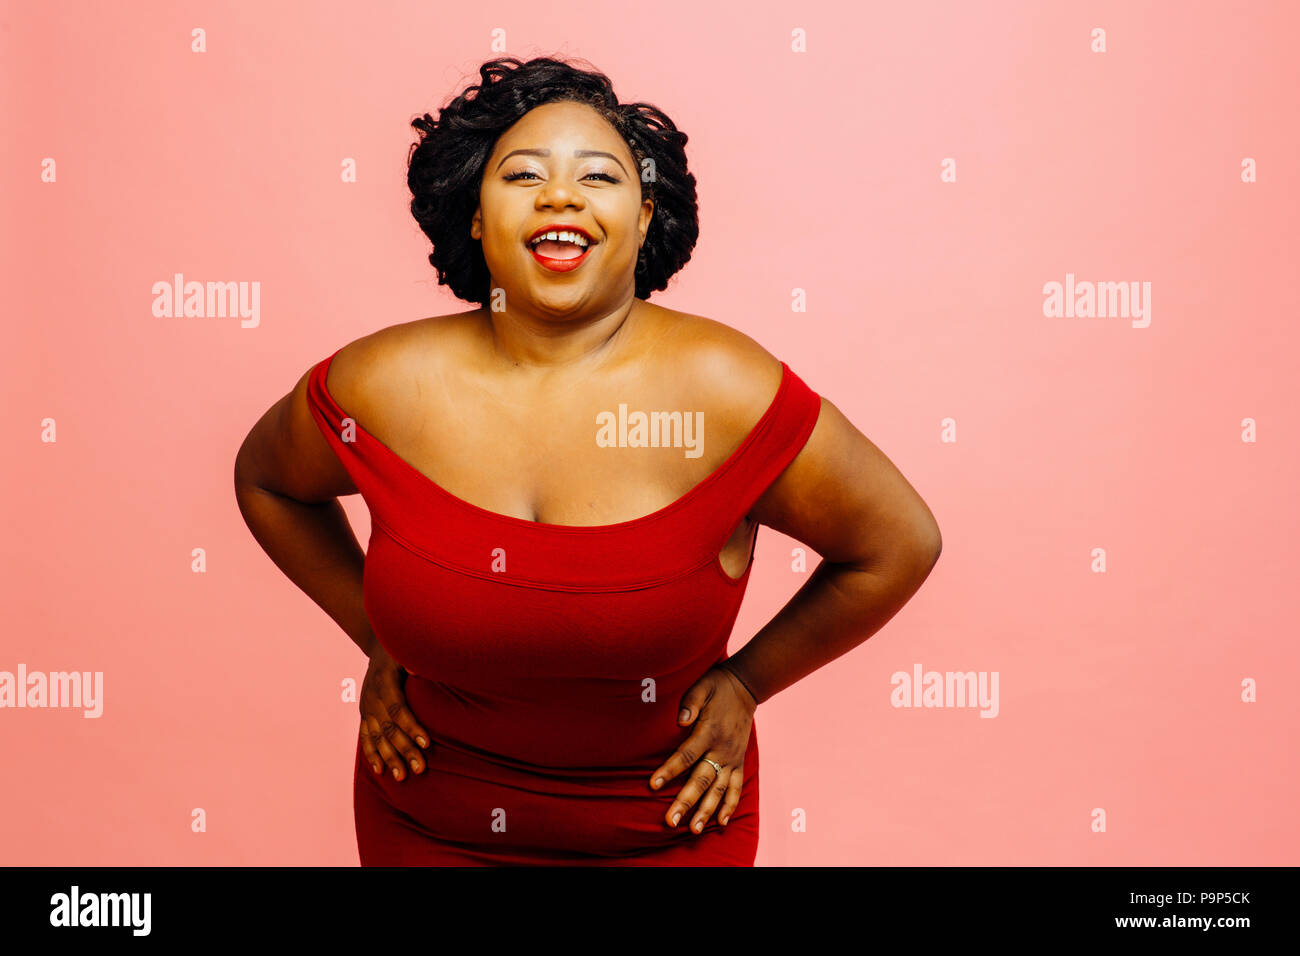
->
<box><xmin>702</xmin><ymin>757</ymin><xmax>723</xmax><ymax>774</ymax></box>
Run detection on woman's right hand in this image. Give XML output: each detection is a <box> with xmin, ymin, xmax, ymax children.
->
<box><xmin>359</xmin><ymin>641</ymin><xmax>430</xmax><ymax>782</ymax></box>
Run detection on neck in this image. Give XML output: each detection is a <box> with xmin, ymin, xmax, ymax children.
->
<box><xmin>484</xmin><ymin>296</ymin><xmax>643</xmax><ymax>371</ymax></box>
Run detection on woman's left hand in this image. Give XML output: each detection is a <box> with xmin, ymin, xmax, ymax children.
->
<box><xmin>649</xmin><ymin>664</ymin><xmax>758</xmax><ymax>833</ymax></box>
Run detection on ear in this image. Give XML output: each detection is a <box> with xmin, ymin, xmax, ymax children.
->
<box><xmin>639</xmin><ymin>198</ymin><xmax>654</xmax><ymax>242</ymax></box>
<box><xmin>470</xmin><ymin>207</ymin><xmax>482</xmax><ymax>240</ymax></box>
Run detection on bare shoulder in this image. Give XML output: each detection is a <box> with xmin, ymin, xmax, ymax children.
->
<box><xmin>323</xmin><ymin>310</ymin><xmax>481</xmax><ymax>438</ymax></box>
<box><xmin>648</xmin><ymin>307</ymin><xmax>787</xmax><ymax>436</ymax></box>
<box><xmin>648</xmin><ymin>307</ymin><xmax>942</xmax><ymax>571</ymax></box>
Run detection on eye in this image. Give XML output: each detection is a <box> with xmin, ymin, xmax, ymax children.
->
<box><xmin>502</xmin><ymin>170</ymin><xmax>621</xmax><ymax>183</ymax></box>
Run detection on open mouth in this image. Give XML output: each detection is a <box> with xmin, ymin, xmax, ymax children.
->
<box><xmin>526</xmin><ymin>229</ymin><xmax>595</xmax><ymax>273</ymax></box>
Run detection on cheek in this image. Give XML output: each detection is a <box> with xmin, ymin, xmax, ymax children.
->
<box><xmin>607</xmin><ymin>240</ymin><xmax>640</xmax><ymax>266</ymax></box>
<box><xmin>481</xmin><ymin>232</ymin><xmax>521</xmax><ymax>266</ymax></box>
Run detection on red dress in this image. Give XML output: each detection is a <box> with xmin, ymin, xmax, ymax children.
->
<box><xmin>306</xmin><ymin>347</ymin><xmax>821</xmax><ymax>865</ymax></box>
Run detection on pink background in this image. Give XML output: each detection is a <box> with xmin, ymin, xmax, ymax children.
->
<box><xmin>4</xmin><ymin>0</ymin><xmax>1297</xmax><ymax>865</ymax></box>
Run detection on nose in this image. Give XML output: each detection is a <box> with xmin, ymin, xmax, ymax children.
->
<box><xmin>535</xmin><ymin>176</ymin><xmax>585</xmax><ymax>211</ymax></box>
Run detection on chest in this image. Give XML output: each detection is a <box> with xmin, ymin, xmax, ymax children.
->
<box><xmin>382</xmin><ymin>384</ymin><xmax>730</xmax><ymax>527</ymax></box>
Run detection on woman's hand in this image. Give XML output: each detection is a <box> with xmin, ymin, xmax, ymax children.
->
<box><xmin>648</xmin><ymin>665</ymin><xmax>758</xmax><ymax>833</ymax></box>
<box><xmin>359</xmin><ymin>642</ymin><xmax>430</xmax><ymax>782</ymax></box>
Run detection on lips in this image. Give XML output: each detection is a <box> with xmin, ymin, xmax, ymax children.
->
<box><xmin>525</xmin><ymin>224</ymin><xmax>597</xmax><ymax>273</ymax></box>
<box><xmin>529</xmin><ymin>241</ymin><xmax>593</xmax><ymax>273</ymax></box>
<box><xmin>526</xmin><ymin>224</ymin><xmax>596</xmax><ymax>244</ymax></box>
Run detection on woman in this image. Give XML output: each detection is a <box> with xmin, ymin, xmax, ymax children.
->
<box><xmin>234</xmin><ymin>56</ymin><xmax>941</xmax><ymax>866</ymax></box>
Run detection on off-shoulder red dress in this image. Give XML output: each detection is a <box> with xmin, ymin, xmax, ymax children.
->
<box><xmin>306</xmin><ymin>347</ymin><xmax>821</xmax><ymax>865</ymax></box>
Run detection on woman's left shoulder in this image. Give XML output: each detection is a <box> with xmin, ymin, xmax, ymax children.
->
<box><xmin>651</xmin><ymin>308</ymin><xmax>787</xmax><ymax>424</ymax></box>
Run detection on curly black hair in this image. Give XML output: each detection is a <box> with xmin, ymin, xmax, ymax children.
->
<box><xmin>407</xmin><ymin>56</ymin><xmax>699</xmax><ymax>306</ymax></box>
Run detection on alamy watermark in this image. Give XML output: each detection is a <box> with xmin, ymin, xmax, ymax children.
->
<box><xmin>0</xmin><ymin>665</ymin><xmax>103</xmax><ymax>717</ymax></box>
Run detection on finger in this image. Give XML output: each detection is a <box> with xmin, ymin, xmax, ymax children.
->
<box><xmin>649</xmin><ymin>728</ymin><xmax>712</xmax><ymax>791</ymax></box>
<box><xmin>365</xmin><ymin>714</ymin><xmax>412</xmax><ymax>781</ymax></box>
<box><xmin>359</xmin><ymin>720</ymin><xmax>384</xmax><ymax>775</ymax></box>
<box><xmin>718</xmin><ymin>761</ymin><xmax>744</xmax><ymax>826</ymax></box>
<box><xmin>372</xmin><ymin>704</ymin><xmax>424</xmax><ymax>777</ymax></box>
<box><xmin>676</xmin><ymin>678</ymin><xmax>716</xmax><ymax>727</ymax></box>
<box><xmin>665</xmin><ymin>761</ymin><xmax>721</xmax><ymax>828</ymax></box>
<box><xmin>365</xmin><ymin>715</ymin><xmax>404</xmax><ymax>780</ymax></box>
<box><xmin>377</xmin><ymin>671</ymin><xmax>431</xmax><ymax>749</ymax></box>
<box><xmin>688</xmin><ymin>763</ymin><xmax>733</xmax><ymax>834</ymax></box>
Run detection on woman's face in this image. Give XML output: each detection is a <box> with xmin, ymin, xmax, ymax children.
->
<box><xmin>472</xmin><ymin>100</ymin><xmax>654</xmax><ymax>318</ymax></box>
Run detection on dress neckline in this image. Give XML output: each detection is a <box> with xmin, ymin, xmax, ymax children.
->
<box><xmin>313</xmin><ymin>348</ymin><xmax>792</xmax><ymax>534</ymax></box>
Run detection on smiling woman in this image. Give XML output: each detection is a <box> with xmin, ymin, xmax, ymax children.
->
<box><xmin>234</xmin><ymin>55</ymin><xmax>942</xmax><ymax>867</ymax></box>
<box><xmin>406</xmin><ymin>56</ymin><xmax>697</xmax><ymax>310</ymax></box>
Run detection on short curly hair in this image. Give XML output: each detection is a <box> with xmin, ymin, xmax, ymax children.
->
<box><xmin>407</xmin><ymin>56</ymin><xmax>698</xmax><ymax>306</ymax></box>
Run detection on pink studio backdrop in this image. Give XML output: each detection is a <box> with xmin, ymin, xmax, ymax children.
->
<box><xmin>3</xmin><ymin>0</ymin><xmax>1298</xmax><ymax>866</ymax></box>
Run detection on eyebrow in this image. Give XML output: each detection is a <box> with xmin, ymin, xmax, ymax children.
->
<box><xmin>494</xmin><ymin>148</ymin><xmax>628</xmax><ymax>175</ymax></box>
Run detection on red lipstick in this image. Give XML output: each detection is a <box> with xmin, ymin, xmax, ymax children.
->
<box><xmin>525</xmin><ymin>224</ymin><xmax>598</xmax><ymax>274</ymax></box>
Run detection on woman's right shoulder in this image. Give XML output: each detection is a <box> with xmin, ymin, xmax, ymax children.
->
<box><xmin>321</xmin><ymin>310</ymin><xmax>483</xmax><ymax>423</ymax></box>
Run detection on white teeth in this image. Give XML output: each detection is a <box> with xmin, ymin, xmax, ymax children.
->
<box><xmin>529</xmin><ymin>229</ymin><xmax>589</xmax><ymax>248</ymax></box>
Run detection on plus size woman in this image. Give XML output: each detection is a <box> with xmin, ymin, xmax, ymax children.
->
<box><xmin>234</xmin><ymin>56</ymin><xmax>941</xmax><ymax>866</ymax></box>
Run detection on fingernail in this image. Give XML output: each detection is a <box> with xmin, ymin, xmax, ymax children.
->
<box><xmin>417</xmin><ymin>737</ymin><xmax>428</xmax><ymax>748</ymax></box>
<box><xmin>653</xmin><ymin>777</ymin><xmax>663</xmax><ymax>788</ymax></box>
<box><xmin>671</xmin><ymin>812</ymin><xmax>681</xmax><ymax>825</ymax></box>
<box><xmin>720</xmin><ymin>814</ymin><xmax>729</xmax><ymax>825</ymax></box>
<box><xmin>392</xmin><ymin>768</ymin><xmax>400</xmax><ymax>779</ymax></box>
<box><xmin>371</xmin><ymin>763</ymin><xmax>381</xmax><ymax>774</ymax></box>
<box><xmin>678</xmin><ymin>708</ymin><xmax>690</xmax><ymax>721</ymax></box>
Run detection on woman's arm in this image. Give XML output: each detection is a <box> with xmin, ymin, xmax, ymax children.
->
<box><xmin>234</xmin><ymin>363</ymin><xmax>433</xmax><ymax>780</ymax></box>
<box><xmin>723</xmin><ymin>395</ymin><xmax>942</xmax><ymax>705</ymax></box>
<box><xmin>232</xmin><ymin>365</ymin><xmax>376</xmax><ymax>658</ymax></box>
